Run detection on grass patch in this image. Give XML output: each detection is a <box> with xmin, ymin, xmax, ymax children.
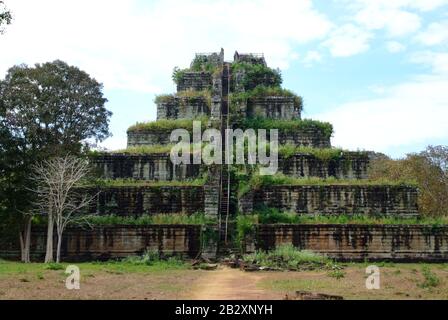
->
<box><xmin>244</xmin><ymin>207</ymin><xmax>448</xmax><ymax>225</ymax></box>
<box><xmin>231</xmin><ymin>86</ymin><xmax>303</xmax><ymax>111</ymax></box>
<box><xmin>80</xmin><ymin>213</ymin><xmax>216</xmax><ymax>226</ymax></box>
<box><xmin>242</xmin><ymin>244</ymin><xmax>334</xmax><ymax>271</ymax></box>
<box><xmin>241</xmin><ymin>118</ymin><xmax>333</xmax><ymax>140</ymax></box>
<box><xmin>247</xmin><ymin>173</ymin><xmax>418</xmax><ymax>189</ymax></box>
<box><xmin>84</xmin><ymin>177</ymin><xmax>207</xmax><ymax>188</ymax></box>
<box><xmin>155</xmin><ymin>90</ymin><xmax>212</xmax><ymax>106</ymax></box>
<box><xmin>127</xmin><ymin>117</ymin><xmax>208</xmax><ymax>133</ymax></box>
<box><xmin>278</xmin><ymin>145</ymin><xmax>362</xmax><ymax>161</ymax></box>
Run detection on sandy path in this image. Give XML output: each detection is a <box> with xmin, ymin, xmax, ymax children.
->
<box><xmin>188</xmin><ymin>266</ymin><xmax>281</xmax><ymax>300</ymax></box>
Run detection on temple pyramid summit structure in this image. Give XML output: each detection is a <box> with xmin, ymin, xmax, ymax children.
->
<box><xmin>87</xmin><ymin>49</ymin><xmax>419</xmax><ymax>256</ymax></box>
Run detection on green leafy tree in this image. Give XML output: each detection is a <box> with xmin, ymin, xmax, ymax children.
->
<box><xmin>0</xmin><ymin>60</ymin><xmax>112</xmax><ymax>262</ymax></box>
<box><xmin>0</xmin><ymin>1</ymin><xmax>12</xmax><ymax>34</ymax></box>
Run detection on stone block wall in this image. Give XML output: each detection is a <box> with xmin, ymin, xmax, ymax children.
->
<box><xmin>92</xmin><ymin>154</ymin><xmax>202</xmax><ymax>181</ymax></box>
<box><xmin>82</xmin><ymin>186</ymin><xmax>204</xmax><ymax>216</ymax></box>
<box><xmin>127</xmin><ymin>130</ymin><xmax>171</xmax><ymax>147</ymax></box>
<box><xmin>247</xmin><ymin>96</ymin><xmax>301</xmax><ymax>120</ymax></box>
<box><xmin>252</xmin><ymin>224</ymin><xmax>448</xmax><ymax>262</ymax></box>
<box><xmin>177</xmin><ymin>72</ymin><xmax>212</xmax><ymax>92</ymax></box>
<box><xmin>278</xmin><ymin>128</ymin><xmax>331</xmax><ymax>148</ymax></box>
<box><xmin>239</xmin><ymin>185</ymin><xmax>419</xmax><ymax>217</ymax></box>
<box><xmin>278</xmin><ymin>152</ymin><xmax>369</xmax><ymax>179</ymax></box>
<box><xmin>0</xmin><ymin>225</ymin><xmax>202</xmax><ymax>261</ymax></box>
<box><xmin>157</xmin><ymin>96</ymin><xmax>210</xmax><ymax>120</ymax></box>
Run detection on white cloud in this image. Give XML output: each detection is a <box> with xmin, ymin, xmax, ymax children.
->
<box><xmin>0</xmin><ymin>0</ymin><xmax>333</xmax><ymax>93</ymax></box>
<box><xmin>323</xmin><ymin>24</ymin><xmax>372</xmax><ymax>57</ymax></box>
<box><xmin>410</xmin><ymin>51</ymin><xmax>448</xmax><ymax>74</ymax></box>
<box><xmin>386</xmin><ymin>41</ymin><xmax>406</xmax><ymax>53</ymax></box>
<box><xmin>354</xmin><ymin>5</ymin><xmax>421</xmax><ymax>37</ymax></box>
<box><xmin>313</xmin><ymin>75</ymin><xmax>448</xmax><ymax>154</ymax></box>
<box><xmin>302</xmin><ymin>50</ymin><xmax>322</xmax><ymax>66</ymax></box>
<box><xmin>415</xmin><ymin>21</ymin><xmax>448</xmax><ymax>45</ymax></box>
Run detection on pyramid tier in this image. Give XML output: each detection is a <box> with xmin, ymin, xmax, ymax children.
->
<box><xmin>239</xmin><ymin>184</ymin><xmax>419</xmax><ymax>218</ymax></box>
<box><xmin>127</xmin><ymin>122</ymin><xmax>331</xmax><ymax>148</ymax></box>
<box><xmin>156</xmin><ymin>94</ymin><xmax>302</xmax><ymax>121</ymax></box>
<box><xmin>157</xmin><ymin>95</ymin><xmax>210</xmax><ymax>120</ymax></box>
<box><xmin>80</xmin><ymin>185</ymin><xmax>205</xmax><ymax>216</ymax></box>
<box><xmin>278</xmin><ymin>152</ymin><xmax>369</xmax><ymax>179</ymax></box>
<box><xmin>176</xmin><ymin>71</ymin><xmax>212</xmax><ymax>92</ymax></box>
<box><xmin>92</xmin><ymin>151</ymin><xmax>368</xmax><ymax>181</ymax></box>
<box><xmin>92</xmin><ymin>153</ymin><xmax>203</xmax><ymax>181</ymax></box>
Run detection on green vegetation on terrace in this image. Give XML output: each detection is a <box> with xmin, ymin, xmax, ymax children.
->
<box><xmin>154</xmin><ymin>90</ymin><xmax>212</xmax><ymax>106</ymax></box>
<box><xmin>241</xmin><ymin>173</ymin><xmax>417</xmax><ymax>192</ymax></box>
<box><xmin>80</xmin><ymin>213</ymin><xmax>216</xmax><ymax>226</ymax></box>
<box><xmin>172</xmin><ymin>55</ymin><xmax>221</xmax><ymax>84</ymax></box>
<box><xmin>278</xmin><ymin>145</ymin><xmax>349</xmax><ymax>160</ymax></box>
<box><xmin>94</xmin><ymin>143</ymin><xmax>208</xmax><ymax>155</ymax></box>
<box><xmin>231</xmin><ymin>62</ymin><xmax>282</xmax><ymax>91</ymax></box>
<box><xmin>83</xmin><ymin>176</ymin><xmax>207</xmax><ymax>188</ymax></box>
<box><xmin>241</xmin><ymin>118</ymin><xmax>333</xmax><ymax>139</ymax></box>
<box><xmin>241</xmin><ymin>207</ymin><xmax>448</xmax><ymax>226</ymax></box>
<box><xmin>231</xmin><ymin>85</ymin><xmax>303</xmax><ymax>111</ymax></box>
<box><xmin>127</xmin><ymin>117</ymin><xmax>208</xmax><ymax>133</ymax></box>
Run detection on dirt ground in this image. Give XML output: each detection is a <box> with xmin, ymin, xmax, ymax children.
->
<box><xmin>1</xmin><ymin>261</ymin><xmax>448</xmax><ymax>300</ymax></box>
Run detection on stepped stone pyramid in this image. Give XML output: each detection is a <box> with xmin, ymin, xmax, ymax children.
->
<box><xmin>91</xmin><ymin>49</ymin><xmax>419</xmax><ymax>232</ymax></box>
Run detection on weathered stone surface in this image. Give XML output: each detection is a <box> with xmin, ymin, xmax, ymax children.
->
<box><xmin>253</xmin><ymin>224</ymin><xmax>448</xmax><ymax>262</ymax></box>
<box><xmin>82</xmin><ymin>186</ymin><xmax>204</xmax><ymax>216</ymax></box>
<box><xmin>239</xmin><ymin>185</ymin><xmax>419</xmax><ymax>217</ymax></box>
<box><xmin>278</xmin><ymin>152</ymin><xmax>369</xmax><ymax>179</ymax></box>
<box><xmin>127</xmin><ymin>130</ymin><xmax>172</xmax><ymax>147</ymax></box>
<box><xmin>247</xmin><ymin>96</ymin><xmax>301</xmax><ymax>120</ymax></box>
<box><xmin>177</xmin><ymin>72</ymin><xmax>212</xmax><ymax>92</ymax></box>
<box><xmin>0</xmin><ymin>225</ymin><xmax>201</xmax><ymax>261</ymax></box>
<box><xmin>157</xmin><ymin>96</ymin><xmax>210</xmax><ymax>120</ymax></box>
<box><xmin>92</xmin><ymin>154</ymin><xmax>202</xmax><ymax>181</ymax></box>
<box><xmin>277</xmin><ymin>129</ymin><xmax>331</xmax><ymax>148</ymax></box>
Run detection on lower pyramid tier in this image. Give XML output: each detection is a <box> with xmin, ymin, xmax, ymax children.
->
<box><xmin>92</xmin><ymin>151</ymin><xmax>368</xmax><ymax>180</ymax></box>
<box><xmin>239</xmin><ymin>184</ymin><xmax>419</xmax><ymax>218</ymax></box>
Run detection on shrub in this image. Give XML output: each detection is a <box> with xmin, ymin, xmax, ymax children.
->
<box><xmin>242</xmin><ymin>244</ymin><xmax>331</xmax><ymax>271</ymax></box>
<box><xmin>231</xmin><ymin>62</ymin><xmax>282</xmax><ymax>91</ymax></box>
<box><xmin>235</xmin><ymin>215</ymin><xmax>258</xmax><ymax>248</ymax></box>
<box><xmin>45</xmin><ymin>263</ymin><xmax>64</xmax><ymax>270</ymax></box>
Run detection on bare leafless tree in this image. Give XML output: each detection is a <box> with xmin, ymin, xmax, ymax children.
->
<box><xmin>30</xmin><ymin>155</ymin><xmax>95</xmax><ymax>263</ymax></box>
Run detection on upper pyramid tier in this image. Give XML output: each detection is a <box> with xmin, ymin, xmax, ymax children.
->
<box><xmin>157</xmin><ymin>50</ymin><xmax>303</xmax><ymax>121</ymax></box>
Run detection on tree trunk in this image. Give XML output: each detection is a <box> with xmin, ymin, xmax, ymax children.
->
<box><xmin>44</xmin><ymin>206</ymin><xmax>54</xmax><ymax>263</ymax></box>
<box><xmin>19</xmin><ymin>216</ymin><xmax>32</xmax><ymax>263</ymax></box>
<box><xmin>56</xmin><ymin>231</ymin><xmax>62</xmax><ymax>263</ymax></box>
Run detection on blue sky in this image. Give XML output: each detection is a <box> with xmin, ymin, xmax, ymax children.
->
<box><xmin>1</xmin><ymin>0</ymin><xmax>448</xmax><ymax>158</ymax></box>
